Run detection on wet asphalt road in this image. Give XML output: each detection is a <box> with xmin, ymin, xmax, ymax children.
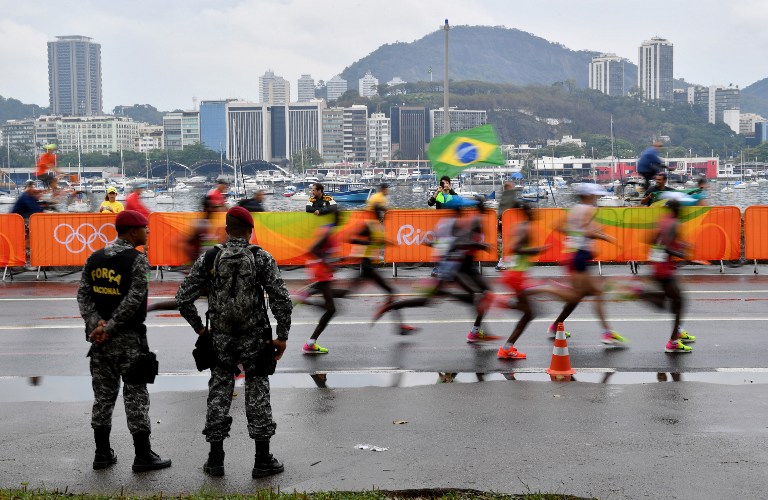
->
<box><xmin>1</xmin><ymin>265</ymin><xmax>768</xmax><ymax>498</ymax></box>
<box><xmin>2</xmin><ymin>267</ymin><xmax>768</xmax><ymax>376</ymax></box>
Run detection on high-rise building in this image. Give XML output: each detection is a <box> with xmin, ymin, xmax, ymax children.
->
<box><xmin>326</xmin><ymin>75</ymin><xmax>348</xmax><ymax>101</ymax></box>
<box><xmin>297</xmin><ymin>74</ymin><xmax>315</xmax><ymax>102</ymax></box>
<box><xmin>199</xmin><ymin>100</ymin><xmax>229</xmax><ymax>152</ymax></box>
<box><xmin>708</xmin><ymin>85</ymin><xmax>740</xmax><ymax>125</ymax></box>
<box><xmin>343</xmin><ymin>105</ymin><xmax>368</xmax><ymax>163</ymax></box>
<box><xmin>281</xmin><ymin>102</ymin><xmax>323</xmax><ymax>161</ymax></box>
<box><xmin>684</xmin><ymin>85</ymin><xmax>740</xmax><ymax>124</ymax></box>
<box><xmin>429</xmin><ymin>108</ymin><xmax>487</xmax><ymax>138</ymax></box>
<box><xmin>359</xmin><ymin>71</ymin><xmax>379</xmax><ymax>98</ymax></box>
<box><xmin>47</xmin><ymin>36</ymin><xmax>103</xmax><ymax>116</ymax></box>
<box><xmin>638</xmin><ymin>37</ymin><xmax>673</xmax><ymax>102</ymax></box>
<box><xmin>321</xmin><ymin>108</ymin><xmax>345</xmax><ymax>164</ymax></box>
<box><xmin>740</xmin><ymin>113</ymin><xmax>766</xmax><ymax>137</ymax></box>
<box><xmin>259</xmin><ymin>70</ymin><xmax>290</xmax><ymax>105</ymax></box>
<box><xmin>391</xmin><ymin>106</ymin><xmax>429</xmax><ymax>160</ymax></box>
<box><xmin>367</xmin><ymin>112</ymin><xmax>390</xmax><ymax>163</ymax></box>
<box><xmin>588</xmin><ymin>54</ymin><xmax>624</xmax><ymax>96</ymax></box>
<box><xmin>163</xmin><ymin>111</ymin><xmax>200</xmax><ymax>151</ymax></box>
<box><xmin>226</xmin><ymin>102</ymin><xmax>270</xmax><ymax>162</ymax></box>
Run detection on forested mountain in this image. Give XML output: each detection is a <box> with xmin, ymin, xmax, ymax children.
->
<box><xmin>335</xmin><ymin>80</ymin><xmax>745</xmax><ymax>157</ymax></box>
<box><xmin>112</xmin><ymin>104</ymin><xmax>164</xmax><ymax>125</ymax></box>
<box><xmin>340</xmin><ymin>25</ymin><xmax>638</xmax><ymax>91</ymax></box>
<box><xmin>742</xmin><ymin>78</ymin><xmax>768</xmax><ymax>117</ymax></box>
<box><xmin>0</xmin><ymin>96</ymin><xmax>49</xmax><ymax>123</ymax></box>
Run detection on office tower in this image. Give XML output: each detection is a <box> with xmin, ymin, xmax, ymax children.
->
<box><xmin>358</xmin><ymin>71</ymin><xmax>379</xmax><ymax>98</ymax></box>
<box><xmin>588</xmin><ymin>54</ymin><xmax>624</xmax><ymax>96</ymax></box>
<box><xmin>429</xmin><ymin>108</ymin><xmax>486</xmax><ymax>138</ymax></box>
<box><xmin>199</xmin><ymin>100</ymin><xmax>229</xmax><ymax>152</ymax></box>
<box><xmin>259</xmin><ymin>70</ymin><xmax>290</xmax><ymax>105</ymax></box>
<box><xmin>638</xmin><ymin>37</ymin><xmax>673</xmax><ymax>102</ymax></box>
<box><xmin>163</xmin><ymin>111</ymin><xmax>200</xmax><ymax>151</ymax></box>
<box><xmin>322</xmin><ymin>108</ymin><xmax>345</xmax><ymax>163</ymax></box>
<box><xmin>343</xmin><ymin>105</ymin><xmax>368</xmax><ymax>163</ymax></box>
<box><xmin>226</xmin><ymin>102</ymin><xmax>269</xmax><ymax>162</ymax></box>
<box><xmin>274</xmin><ymin>102</ymin><xmax>323</xmax><ymax>161</ymax></box>
<box><xmin>685</xmin><ymin>85</ymin><xmax>741</xmax><ymax>124</ymax></box>
<box><xmin>48</xmin><ymin>36</ymin><xmax>103</xmax><ymax>116</ymax></box>
<box><xmin>326</xmin><ymin>75</ymin><xmax>348</xmax><ymax>101</ymax></box>
<box><xmin>297</xmin><ymin>74</ymin><xmax>315</xmax><ymax>102</ymax></box>
<box><xmin>391</xmin><ymin>106</ymin><xmax>428</xmax><ymax>160</ymax></box>
<box><xmin>367</xmin><ymin>112</ymin><xmax>391</xmax><ymax>163</ymax></box>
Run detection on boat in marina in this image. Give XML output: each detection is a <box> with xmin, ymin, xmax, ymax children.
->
<box><xmin>323</xmin><ymin>181</ymin><xmax>373</xmax><ymax>203</ymax></box>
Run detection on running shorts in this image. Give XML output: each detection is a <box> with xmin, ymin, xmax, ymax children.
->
<box><xmin>568</xmin><ymin>249</ymin><xmax>594</xmax><ymax>273</ymax></box>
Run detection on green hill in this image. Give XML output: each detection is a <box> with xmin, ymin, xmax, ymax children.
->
<box><xmin>742</xmin><ymin>78</ymin><xmax>768</xmax><ymax>117</ymax></box>
<box><xmin>0</xmin><ymin>96</ymin><xmax>49</xmax><ymax>123</ymax></box>
<box><xmin>334</xmin><ymin>80</ymin><xmax>745</xmax><ymax>157</ymax></box>
<box><xmin>340</xmin><ymin>25</ymin><xmax>638</xmax><ymax>91</ymax></box>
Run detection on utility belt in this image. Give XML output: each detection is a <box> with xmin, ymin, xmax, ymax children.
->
<box><xmin>196</xmin><ymin>314</ymin><xmax>277</xmax><ymax>376</ymax></box>
<box><xmin>87</xmin><ymin>327</ymin><xmax>158</xmax><ymax>384</ymax></box>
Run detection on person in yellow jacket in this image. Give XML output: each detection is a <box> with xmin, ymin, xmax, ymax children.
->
<box><xmin>99</xmin><ymin>187</ymin><xmax>124</xmax><ymax>213</ymax></box>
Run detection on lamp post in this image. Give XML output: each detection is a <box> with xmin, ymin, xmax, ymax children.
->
<box><xmin>442</xmin><ymin>19</ymin><xmax>450</xmax><ymax>135</ymax></box>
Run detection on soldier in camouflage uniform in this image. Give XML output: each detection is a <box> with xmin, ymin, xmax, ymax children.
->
<box><xmin>175</xmin><ymin>206</ymin><xmax>292</xmax><ymax>478</ymax></box>
<box><xmin>77</xmin><ymin>210</ymin><xmax>171</xmax><ymax>472</ymax></box>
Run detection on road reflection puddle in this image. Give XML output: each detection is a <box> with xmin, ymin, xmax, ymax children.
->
<box><xmin>3</xmin><ymin>370</ymin><xmax>768</xmax><ymax>402</ymax></box>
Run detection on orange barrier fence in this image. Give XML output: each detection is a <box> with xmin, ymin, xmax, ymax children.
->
<box><xmin>745</xmin><ymin>206</ymin><xmax>768</xmax><ymax>261</ymax></box>
<box><xmin>30</xmin><ymin>213</ymin><xmax>118</xmax><ymax>267</ymax></box>
<box><xmin>16</xmin><ymin>207</ymin><xmax>745</xmax><ymax>269</ymax></box>
<box><xmin>148</xmin><ymin>211</ymin><xmax>370</xmax><ymax>267</ymax></box>
<box><xmin>501</xmin><ymin>206</ymin><xmax>742</xmax><ymax>263</ymax></box>
<box><xmin>384</xmin><ymin>210</ymin><xmax>498</xmax><ymax>263</ymax></box>
<box><xmin>0</xmin><ymin>214</ymin><xmax>26</xmax><ymax>267</ymax></box>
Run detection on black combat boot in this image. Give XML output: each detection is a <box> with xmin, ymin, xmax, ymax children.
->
<box><xmin>203</xmin><ymin>441</ymin><xmax>225</xmax><ymax>477</ymax></box>
<box><xmin>252</xmin><ymin>440</ymin><xmax>284</xmax><ymax>478</ymax></box>
<box><xmin>131</xmin><ymin>431</ymin><xmax>172</xmax><ymax>472</ymax></box>
<box><xmin>92</xmin><ymin>426</ymin><xmax>117</xmax><ymax>470</ymax></box>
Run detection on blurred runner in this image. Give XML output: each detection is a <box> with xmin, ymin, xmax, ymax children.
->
<box><xmin>497</xmin><ymin>202</ymin><xmax>576</xmax><ymax>360</ymax></box>
<box><xmin>293</xmin><ymin>212</ymin><xmax>347</xmax><ymax>354</ymax></box>
<box><xmin>641</xmin><ymin>200</ymin><xmax>696</xmax><ymax>353</ymax></box>
<box><xmin>548</xmin><ymin>184</ymin><xmax>626</xmax><ymax>346</ymax></box>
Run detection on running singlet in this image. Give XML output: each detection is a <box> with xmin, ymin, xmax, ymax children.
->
<box><xmin>501</xmin><ymin>221</ymin><xmax>533</xmax><ymax>292</ymax></box>
<box><xmin>651</xmin><ymin>215</ymin><xmax>681</xmax><ymax>279</ymax></box>
<box><xmin>564</xmin><ymin>204</ymin><xmax>595</xmax><ymax>253</ymax></box>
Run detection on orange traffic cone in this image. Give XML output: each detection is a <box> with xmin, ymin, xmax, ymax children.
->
<box><xmin>546</xmin><ymin>322</ymin><xmax>575</xmax><ymax>382</ymax></box>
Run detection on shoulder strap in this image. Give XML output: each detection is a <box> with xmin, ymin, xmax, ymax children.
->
<box><xmin>202</xmin><ymin>245</ymin><xmax>223</xmax><ymax>284</ymax></box>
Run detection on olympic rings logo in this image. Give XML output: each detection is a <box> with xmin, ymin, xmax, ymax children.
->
<box><xmin>53</xmin><ymin>223</ymin><xmax>117</xmax><ymax>254</ymax></box>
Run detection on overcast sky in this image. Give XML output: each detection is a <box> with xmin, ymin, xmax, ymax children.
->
<box><xmin>1</xmin><ymin>0</ymin><xmax>766</xmax><ymax>112</ymax></box>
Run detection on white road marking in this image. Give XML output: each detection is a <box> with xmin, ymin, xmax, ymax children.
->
<box><xmin>4</xmin><ymin>316</ymin><xmax>768</xmax><ymax>331</ymax></box>
<box><xmin>2</xmin><ymin>289</ymin><xmax>768</xmax><ymax>302</ymax></box>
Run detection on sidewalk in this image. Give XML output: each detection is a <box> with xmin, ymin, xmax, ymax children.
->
<box><xmin>1</xmin><ymin>381</ymin><xmax>765</xmax><ymax>498</ymax></box>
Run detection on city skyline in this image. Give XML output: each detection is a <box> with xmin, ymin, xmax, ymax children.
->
<box><xmin>1</xmin><ymin>0</ymin><xmax>767</xmax><ymax>111</ymax></box>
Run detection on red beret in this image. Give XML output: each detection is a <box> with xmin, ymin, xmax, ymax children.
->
<box><xmin>115</xmin><ymin>210</ymin><xmax>149</xmax><ymax>228</ymax></box>
<box><xmin>226</xmin><ymin>206</ymin><xmax>254</xmax><ymax>228</ymax></box>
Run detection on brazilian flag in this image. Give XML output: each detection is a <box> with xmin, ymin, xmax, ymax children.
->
<box><xmin>428</xmin><ymin>124</ymin><xmax>504</xmax><ymax>179</ymax></box>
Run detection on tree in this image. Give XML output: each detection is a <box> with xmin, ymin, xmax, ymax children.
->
<box><xmin>291</xmin><ymin>147</ymin><xmax>322</xmax><ymax>173</ymax></box>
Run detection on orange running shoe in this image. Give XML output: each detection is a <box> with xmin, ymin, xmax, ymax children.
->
<box><xmin>497</xmin><ymin>345</ymin><xmax>527</xmax><ymax>359</ymax></box>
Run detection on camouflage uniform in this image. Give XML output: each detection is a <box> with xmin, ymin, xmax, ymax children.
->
<box><xmin>77</xmin><ymin>238</ymin><xmax>151</xmax><ymax>434</ymax></box>
<box><xmin>175</xmin><ymin>237</ymin><xmax>292</xmax><ymax>442</ymax></box>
